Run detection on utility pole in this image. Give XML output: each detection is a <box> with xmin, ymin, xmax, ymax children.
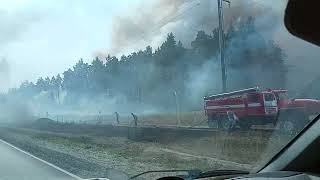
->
<box><xmin>173</xmin><ymin>91</ymin><xmax>180</xmax><ymax>126</ymax></box>
<box><xmin>57</xmin><ymin>87</ymin><xmax>60</xmax><ymax>105</ymax></box>
<box><xmin>217</xmin><ymin>0</ymin><xmax>229</xmax><ymax>92</ymax></box>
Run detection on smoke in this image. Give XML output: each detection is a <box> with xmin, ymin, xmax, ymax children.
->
<box><xmin>6</xmin><ymin>0</ymin><xmax>320</xmax><ymax>120</ymax></box>
<box><xmin>184</xmin><ymin>59</ymin><xmax>221</xmax><ymax>109</ymax></box>
<box><xmin>0</xmin><ymin>7</ymin><xmax>47</xmax><ymax>123</ymax></box>
<box><xmin>0</xmin><ymin>8</ymin><xmax>43</xmax><ymax>48</ymax></box>
<box><xmin>108</xmin><ymin>0</ymin><xmax>285</xmax><ymax>56</ymax></box>
<box><xmin>0</xmin><ymin>8</ymin><xmax>42</xmax><ymax>91</ymax></box>
<box><xmin>0</xmin><ymin>58</ymin><xmax>10</xmax><ymax>93</ymax></box>
<box><xmin>275</xmin><ymin>27</ymin><xmax>320</xmax><ymax>95</ymax></box>
<box><xmin>109</xmin><ymin>0</ymin><xmax>193</xmax><ymax>55</ymax></box>
<box><xmin>0</xmin><ymin>6</ymin><xmax>47</xmax><ymax>90</ymax></box>
<box><xmin>34</xmin><ymin>1</ymin><xmax>292</xmax><ymax>114</ymax></box>
<box><xmin>0</xmin><ymin>98</ymin><xmax>35</xmax><ymax>124</ymax></box>
<box><xmin>108</xmin><ymin>0</ymin><xmax>316</xmax><ymax>102</ymax></box>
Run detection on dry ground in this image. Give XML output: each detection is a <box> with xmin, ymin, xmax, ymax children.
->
<box><xmin>0</xmin><ymin>125</ymin><xmax>294</xmax><ymax>179</ymax></box>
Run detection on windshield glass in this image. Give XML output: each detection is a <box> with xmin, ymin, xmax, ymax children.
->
<box><xmin>0</xmin><ymin>0</ymin><xmax>319</xmax><ymax>179</ymax></box>
<box><xmin>264</xmin><ymin>93</ymin><xmax>275</xmax><ymax>102</ymax></box>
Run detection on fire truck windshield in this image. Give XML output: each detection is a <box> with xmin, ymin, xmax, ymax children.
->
<box><xmin>264</xmin><ymin>93</ymin><xmax>276</xmax><ymax>101</ymax></box>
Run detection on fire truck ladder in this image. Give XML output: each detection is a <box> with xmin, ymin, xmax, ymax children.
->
<box><xmin>204</xmin><ymin>87</ymin><xmax>259</xmax><ymax>100</ymax></box>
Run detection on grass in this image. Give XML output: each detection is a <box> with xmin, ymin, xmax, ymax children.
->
<box><xmin>28</xmin><ymin>126</ymin><xmax>292</xmax><ymax>167</ymax></box>
<box><xmin>161</xmin><ymin>130</ymin><xmax>293</xmax><ymax>165</ymax></box>
<box><xmin>49</xmin><ymin>111</ymin><xmax>207</xmax><ymax>128</ymax></box>
<box><xmin>26</xmin><ymin>117</ymin><xmax>294</xmax><ymax>166</ymax></box>
<box><xmin>18</xmin><ymin>128</ymin><xmax>255</xmax><ymax>172</ymax></box>
<box><xmin>137</xmin><ymin>111</ymin><xmax>207</xmax><ymax>127</ymax></box>
<box><xmin>91</xmin><ymin>111</ymin><xmax>294</xmax><ymax>165</ymax></box>
<box><xmin>29</xmin><ymin>111</ymin><xmax>296</xmax><ymax>167</ymax></box>
<box><xmin>7</xmin><ymin>109</ymin><xmax>297</xmax><ymax>176</ymax></box>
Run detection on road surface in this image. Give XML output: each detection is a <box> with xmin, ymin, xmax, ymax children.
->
<box><xmin>0</xmin><ymin>139</ymin><xmax>80</xmax><ymax>180</ymax></box>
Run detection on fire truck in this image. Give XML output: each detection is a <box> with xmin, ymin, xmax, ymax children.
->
<box><xmin>204</xmin><ymin>87</ymin><xmax>320</xmax><ymax>131</ymax></box>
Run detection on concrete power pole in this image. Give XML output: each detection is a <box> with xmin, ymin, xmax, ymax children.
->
<box><xmin>173</xmin><ymin>91</ymin><xmax>180</xmax><ymax>126</ymax></box>
<box><xmin>217</xmin><ymin>0</ymin><xmax>228</xmax><ymax>92</ymax></box>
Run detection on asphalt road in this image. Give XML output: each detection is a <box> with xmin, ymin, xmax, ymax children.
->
<box><xmin>0</xmin><ymin>139</ymin><xmax>79</xmax><ymax>180</ymax></box>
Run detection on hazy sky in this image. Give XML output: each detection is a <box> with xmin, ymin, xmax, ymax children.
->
<box><xmin>1</xmin><ymin>0</ymin><xmax>320</xmax><ymax>93</ymax></box>
<box><xmin>0</xmin><ymin>0</ymin><xmax>142</xmax><ymax>91</ymax></box>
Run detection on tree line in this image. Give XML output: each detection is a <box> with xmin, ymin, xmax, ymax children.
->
<box><xmin>8</xmin><ymin>17</ymin><xmax>287</xmax><ymax>111</ymax></box>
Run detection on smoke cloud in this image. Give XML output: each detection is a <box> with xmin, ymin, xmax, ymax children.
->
<box><xmin>109</xmin><ymin>0</ymin><xmax>320</xmax><ymax>96</ymax></box>
<box><xmin>0</xmin><ymin>99</ymin><xmax>35</xmax><ymax>124</ymax></box>
<box><xmin>4</xmin><ymin>0</ymin><xmax>320</xmax><ymax>121</ymax></box>
<box><xmin>0</xmin><ymin>58</ymin><xmax>10</xmax><ymax>93</ymax></box>
<box><xmin>108</xmin><ymin>0</ymin><xmax>285</xmax><ymax>56</ymax></box>
<box><xmin>0</xmin><ymin>8</ymin><xmax>43</xmax><ymax>48</ymax></box>
<box><xmin>109</xmin><ymin>0</ymin><xmax>193</xmax><ymax>55</ymax></box>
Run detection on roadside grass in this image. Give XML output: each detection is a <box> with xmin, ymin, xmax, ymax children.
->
<box><xmin>162</xmin><ymin>131</ymin><xmax>292</xmax><ymax>165</ymax></box>
<box><xmin>0</xmin><ymin>121</ymin><xmax>295</xmax><ymax>179</ymax></box>
<box><xmin>69</xmin><ymin>111</ymin><xmax>206</xmax><ymax>127</ymax></box>
<box><xmin>5</xmin><ymin>107</ymin><xmax>296</xmax><ymax>174</ymax></box>
<box><xmin>20</xmin><ymin>123</ymin><xmax>293</xmax><ymax>167</ymax></box>
<box><xmin>28</xmin><ymin>126</ymin><xmax>289</xmax><ymax>167</ymax></box>
<box><xmin>137</xmin><ymin>111</ymin><xmax>207</xmax><ymax>127</ymax></box>
<box><xmin>24</xmin><ymin>128</ymin><xmax>252</xmax><ymax>170</ymax></box>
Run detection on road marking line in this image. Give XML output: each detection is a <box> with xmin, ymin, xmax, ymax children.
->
<box><xmin>0</xmin><ymin>139</ymin><xmax>82</xmax><ymax>180</ymax></box>
<box><xmin>159</xmin><ymin>147</ymin><xmax>252</xmax><ymax>170</ymax></box>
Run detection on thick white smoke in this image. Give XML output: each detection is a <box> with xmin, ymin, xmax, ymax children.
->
<box><xmin>109</xmin><ymin>0</ymin><xmax>320</xmax><ymax>96</ymax></box>
<box><xmin>0</xmin><ymin>99</ymin><xmax>35</xmax><ymax>124</ymax></box>
<box><xmin>108</xmin><ymin>0</ymin><xmax>286</xmax><ymax>56</ymax></box>
<box><xmin>0</xmin><ymin>58</ymin><xmax>10</xmax><ymax>93</ymax></box>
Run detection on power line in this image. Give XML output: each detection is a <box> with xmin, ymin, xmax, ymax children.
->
<box><xmin>127</xmin><ymin>0</ymin><xmax>201</xmax><ymax>52</ymax></box>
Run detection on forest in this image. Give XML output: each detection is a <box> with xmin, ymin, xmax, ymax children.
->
<box><xmin>6</xmin><ymin>17</ymin><xmax>287</xmax><ymax>113</ymax></box>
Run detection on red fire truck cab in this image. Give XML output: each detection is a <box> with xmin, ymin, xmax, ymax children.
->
<box><xmin>204</xmin><ymin>87</ymin><xmax>320</xmax><ymax>130</ymax></box>
<box><xmin>204</xmin><ymin>87</ymin><xmax>278</xmax><ymax>129</ymax></box>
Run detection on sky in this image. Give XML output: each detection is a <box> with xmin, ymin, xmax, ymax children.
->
<box><xmin>0</xmin><ymin>0</ymin><xmax>320</xmax><ymax>93</ymax></box>
<box><xmin>0</xmin><ymin>0</ymin><xmax>142</xmax><ymax>92</ymax></box>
